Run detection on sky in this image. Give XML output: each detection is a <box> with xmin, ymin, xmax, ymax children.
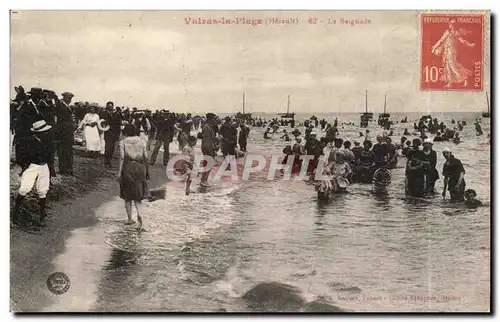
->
<box><xmin>10</xmin><ymin>10</ymin><xmax>490</xmax><ymax>114</ymax></box>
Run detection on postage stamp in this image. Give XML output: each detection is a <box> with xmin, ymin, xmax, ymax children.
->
<box><xmin>420</xmin><ymin>13</ymin><xmax>484</xmax><ymax>91</ymax></box>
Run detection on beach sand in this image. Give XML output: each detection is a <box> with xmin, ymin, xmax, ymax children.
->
<box><xmin>9</xmin><ymin>146</ymin><xmax>168</xmax><ymax>312</ymax></box>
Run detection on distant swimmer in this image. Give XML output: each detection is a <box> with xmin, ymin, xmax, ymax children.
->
<box><xmin>264</xmin><ymin>128</ymin><xmax>272</xmax><ymax>139</ymax></box>
<box><xmin>281</xmin><ymin>130</ymin><xmax>291</xmax><ymax>141</ymax></box>
<box><xmin>475</xmin><ymin>120</ymin><xmax>483</xmax><ymax>136</ymax></box>
<box><xmin>433</xmin><ymin>131</ymin><xmax>443</xmax><ymax>142</ymax></box>
<box><xmin>464</xmin><ymin>189</ymin><xmax>483</xmax><ymax>208</ymax></box>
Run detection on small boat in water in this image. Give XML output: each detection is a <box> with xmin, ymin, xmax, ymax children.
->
<box><xmin>234</xmin><ymin>93</ymin><xmax>253</xmax><ymax>121</ymax></box>
<box><xmin>482</xmin><ymin>92</ymin><xmax>490</xmax><ymax>118</ymax></box>
<box><xmin>278</xmin><ymin>95</ymin><xmax>295</xmax><ymax>119</ymax></box>
<box><xmin>360</xmin><ymin>90</ymin><xmax>373</xmax><ymax>119</ymax></box>
<box><xmin>360</xmin><ymin>90</ymin><xmax>372</xmax><ymax>128</ymax></box>
<box><xmin>378</xmin><ymin>93</ymin><xmax>390</xmax><ymax>118</ymax></box>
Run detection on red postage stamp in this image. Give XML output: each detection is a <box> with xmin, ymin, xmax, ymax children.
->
<box><xmin>420</xmin><ymin>14</ymin><xmax>484</xmax><ymax>91</ymax></box>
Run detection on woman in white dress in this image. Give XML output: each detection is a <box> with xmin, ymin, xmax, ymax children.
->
<box><xmin>79</xmin><ymin>104</ymin><xmax>101</xmax><ymax>158</ymax></box>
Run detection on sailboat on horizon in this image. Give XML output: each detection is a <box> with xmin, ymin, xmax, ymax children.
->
<box><xmin>379</xmin><ymin>93</ymin><xmax>390</xmax><ymax>118</ymax></box>
<box><xmin>360</xmin><ymin>90</ymin><xmax>373</xmax><ymax>119</ymax></box>
<box><xmin>482</xmin><ymin>92</ymin><xmax>490</xmax><ymax>118</ymax></box>
<box><xmin>235</xmin><ymin>93</ymin><xmax>253</xmax><ymax>120</ymax></box>
<box><xmin>278</xmin><ymin>95</ymin><xmax>295</xmax><ymax>119</ymax></box>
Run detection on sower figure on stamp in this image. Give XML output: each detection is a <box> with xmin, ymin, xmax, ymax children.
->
<box><xmin>13</xmin><ymin>120</ymin><xmax>54</xmax><ymax>227</ymax></box>
<box><xmin>431</xmin><ymin>20</ymin><xmax>476</xmax><ymax>88</ymax></box>
<box><xmin>55</xmin><ymin>92</ymin><xmax>75</xmax><ymax>176</ymax></box>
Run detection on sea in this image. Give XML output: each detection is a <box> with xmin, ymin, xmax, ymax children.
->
<box><xmin>45</xmin><ymin>112</ymin><xmax>490</xmax><ymax>312</ymax></box>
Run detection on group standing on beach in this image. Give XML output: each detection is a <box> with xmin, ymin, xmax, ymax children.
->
<box><xmin>10</xmin><ymin>86</ymin><xmax>254</xmax><ymax>228</ymax></box>
<box><xmin>10</xmin><ymin>85</ymin><xmax>485</xmax><ymax>228</ymax></box>
<box><xmin>11</xmin><ymin>87</ymin><xmax>78</xmax><ymax>227</ymax></box>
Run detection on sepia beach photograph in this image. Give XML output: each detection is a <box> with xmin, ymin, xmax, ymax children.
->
<box><xmin>9</xmin><ymin>9</ymin><xmax>491</xmax><ymax>313</ymax></box>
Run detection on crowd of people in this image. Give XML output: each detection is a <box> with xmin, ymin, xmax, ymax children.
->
<box><xmin>9</xmin><ymin>86</ymin><xmax>253</xmax><ymax>228</ymax></box>
<box><xmin>10</xmin><ymin>85</ymin><xmax>484</xmax><ymax>229</ymax></box>
<box><xmin>276</xmin><ymin>114</ymin><xmax>483</xmax><ymax>208</ymax></box>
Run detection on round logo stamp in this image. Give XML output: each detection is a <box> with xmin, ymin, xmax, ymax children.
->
<box><xmin>46</xmin><ymin>272</ymin><xmax>70</xmax><ymax>295</ymax></box>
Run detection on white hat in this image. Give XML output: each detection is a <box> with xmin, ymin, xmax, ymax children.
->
<box><xmin>97</xmin><ymin>119</ymin><xmax>110</xmax><ymax>132</ymax></box>
<box><xmin>442</xmin><ymin>148</ymin><xmax>451</xmax><ymax>153</ymax></box>
<box><xmin>310</xmin><ymin>131</ymin><xmax>317</xmax><ymax>136</ymax></box>
<box><xmin>423</xmin><ymin>138</ymin><xmax>434</xmax><ymax>144</ymax></box>
<box><xmin>30</xmin><ymin>120</ymin><xmax>52</xmax><ymax>132</ymax></box>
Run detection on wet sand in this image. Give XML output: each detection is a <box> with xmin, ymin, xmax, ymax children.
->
<box><xmin>9</xmin><ymin>147</ymin><xmax>168</xmax><ymax>312</ymax></box>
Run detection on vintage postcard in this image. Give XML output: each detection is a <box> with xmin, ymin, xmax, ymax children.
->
<box><xmin>10</xmin><ymin>10</ymin><xmax>490</xmax><ymax>313</ymax></box>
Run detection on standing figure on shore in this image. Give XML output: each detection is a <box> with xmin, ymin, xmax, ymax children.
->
<box><xmin>200</xmin><ymin>113</ymin><xmax>217</xmax><ymax>187</ymax></box>
<box><xmin>219</xmin><ymin>117</ymin><xmax>238</xmax><ymax>157</ymax></box>
<box><xmin>238</xmin><ymin>123</ymin><xmax>250</xmax><ymax>152</ymax></box>
<box><xmin>177</xmin><ymin>118</ymin><xmax>192</xmax><ymax>151</ymax></box>
<box><xmin>146</xmin><ymin>110</ymin><xmax>155</xmax><ymax>152</ymax></box>
<box><xmin>98</xmin><ymin>103</ymin><xmax>110</xmax><ymax>156</ymax></box>
<box><xmin>103</xmin><ymin>102</ymin><xmax>123</xmax><ymax>168</ymax></box>
<box><xmin>79</xmin><ymin>103</ymin><xmax>101</xmax><ymax>158</ymax></box>
<box><xmin>150</xmin><ymin>111</ymin><xmax>175</xmax><ymax>167</ymax></box>
<box><xmin>134</xmin><ymin>112</ymin><xmax>151</xmax><ymax>146</ymax></box>
<box><xmin>13</xmin><ymin>120</ymin><xmax>54</xmax><ymax>227</ymax></box>
<box><xmin>173</xmin><ymin>135</ymin><xmax>197</xmax><ymax>195</ymax></box>
<box><xmin>39</xmin><ymin>90</ymin><xmax>58</xmax><ymax>177</ymax></box>
<box><xmin>442</xmin><ymin>148</ymin><xmax>466</xmax><ymax>201</ymax></box>
<box><xmin>117</xmin><ymin>124</ymin><xmax>150</xmax><ymax>231</ymax></box>
<box><xmin>14</xmin><ymin>88</ymin><xmax>43</xmax><ymax>170</ymax></box>
<box><xmin>55</xmin><ymin>92</ymin><xmax>75</xmax><ymax>176</ymax></box>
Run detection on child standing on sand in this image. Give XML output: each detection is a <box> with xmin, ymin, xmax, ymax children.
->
<box><xmin>173</xmin><ymin>136</ymin><xmax>197</xmax><ymax>195</ymax></box>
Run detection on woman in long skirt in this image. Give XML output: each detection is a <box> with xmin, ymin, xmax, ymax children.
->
<box><xmin>117</xmin><ymin>124</ymin><xmax>150</xmax><ymax>231</ymax></box>
<box><xmin>79</xmin><ymin>104</ymin><xmax>101</xmax><ymax>158</ymax></box>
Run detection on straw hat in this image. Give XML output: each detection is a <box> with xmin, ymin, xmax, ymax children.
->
<box><xmin>423</xmin><ymin>138</ymin><xmax>434</xmax><ymax>145</ymax></box>
<box><xmin>30</xmin><ymin>120</ymin><xmax>52</xmax><ymax>132</ymax></box>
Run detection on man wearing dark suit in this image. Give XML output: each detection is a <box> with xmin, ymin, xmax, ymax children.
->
<box><xmin>149</xmin><ymin>111</ymin><xmax>175</xmax><ymax>166</ymax></box>
<box><xmin>39</xmin><ymin>89</ymin><xmax>58</xmax><ymax>177</ymax></box>
<box><xmin>102</xmin><ymin>101</ymin><xmax>122</xmax><ymax>167</ymax></box>
<box><xmin>55</xmin><ymin>92</ymin><xmax>75</xmax><ymax>176</ymax></box>
<box><xmin>15</xmin><ymin>87</ymin><xmax>44</xmax><ymax>169</ymax></box>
